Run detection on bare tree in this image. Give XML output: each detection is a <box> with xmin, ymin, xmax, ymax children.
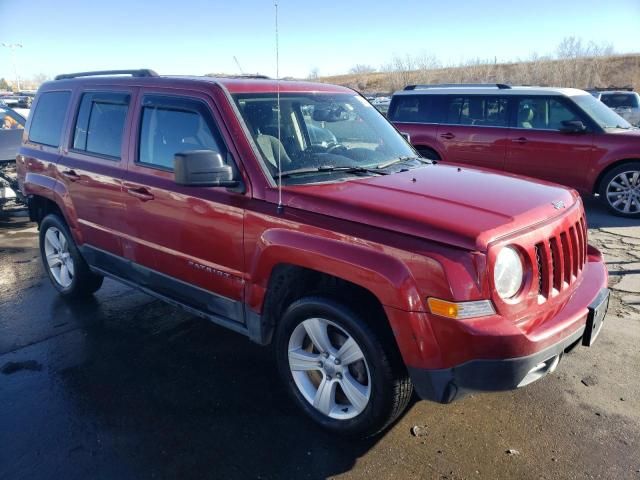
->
<box><xmin>348</xmin><ymin>64</ymin><xmax>376</xmax><ymax>91</ymax></box>
<box><xmin>307</xmin><ymin>67</ymin><xmax>320</xmax><ymax>80</ymax></box>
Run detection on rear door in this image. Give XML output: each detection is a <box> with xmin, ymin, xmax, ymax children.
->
<box><xmin>436</xmin><ymin>95</ymin><xmax>510</xmax><ymax>171</ymax></box>
<box><xmin>121</xmin><ymin>90</ymin><xmax>245</xmax><ymax>320</ymax></box>
<box><xmin>57</xmin><ymin>89</ymin><xmax>134</xmax><ymax>259</ymax></box>
<box><xmin>505</xmin><ymin>96</ymin><xmax>594</xmax><ymax>189</ymax></box>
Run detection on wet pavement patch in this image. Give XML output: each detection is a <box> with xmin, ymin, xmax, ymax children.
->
<box><xmin>1</xmin><ymin>360</ymin><xmax>43</xmax><ymax>375</ymax></box>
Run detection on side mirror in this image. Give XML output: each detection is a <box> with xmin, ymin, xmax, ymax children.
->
<box><xmin>560</xmin><ymin>120</ymin><xmax>587</xmax><ymax>133</ymax></box>
<box><xmin>400</xmin><ymin>132</ymin><xmax>411</xmax><ymax>143</ymax></box>
<box><xmin>174</xmin><ymin>150</ymin><xmax>238</xmax><ymax>187</ymax></box>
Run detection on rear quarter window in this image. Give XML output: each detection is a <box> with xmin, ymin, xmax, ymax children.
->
<box><xmin>28</xmin><ymin>91</ymin><xmax>71</xmax><ymax>147</ymax></box>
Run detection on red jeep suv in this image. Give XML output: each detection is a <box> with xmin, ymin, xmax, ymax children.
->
<box><xmin>389</xmin><ymin>84</ymin><xmax>640</xmax><ymax>218</ymax></box>
<box><xmin>17</xmin><ymin>70</ymin><xmax>609</xmax><ymax>437</ymax></box>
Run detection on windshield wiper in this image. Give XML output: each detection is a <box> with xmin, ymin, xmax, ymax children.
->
<box><xmin>280</xmin><ymin>165</ymin><xmax>389</xmax><ymax>178</ymax></box>
<box><xmin>375</xmin><ymin>155</ymin><xmax>431</xmax><ymax>169</ymax></box>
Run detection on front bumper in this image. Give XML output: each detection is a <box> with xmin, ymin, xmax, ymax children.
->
<box><xmin>409</xmin><ymin>319</ymin><xmax>585</xmax><ymax>403</ymax></box>
<box><xmin>405</xmin><ymin>253</ymin><xmax>609</xmax><ymax>403</ymax></box>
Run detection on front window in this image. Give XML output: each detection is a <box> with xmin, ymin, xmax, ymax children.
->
<box><xmin>516</xmin><ymin>97</ymin><xmax>581</xmax><ymax>130</ymax></box>
<box><xmin>233</xmin><ymin>93</ymin><xmax>420</xmax><ymax>184</ymax></box>
<box><xmin>572</xmin><ymin>94</ymin><xmax>632</xmax><ymax>129</ymax></box>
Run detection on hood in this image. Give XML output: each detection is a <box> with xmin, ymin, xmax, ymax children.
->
<box><xmin>283</xmin><ymin>164</ymin><xmax>578</xmax><ymax>251</ymax></box>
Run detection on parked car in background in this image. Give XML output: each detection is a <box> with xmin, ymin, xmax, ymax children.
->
<box><xmin>389</xmin><ymin>84</ymin><xmax>640</xmax><ymax>217</ymax></box>
<box><xmin>594</xmin><ymin>91</ymin><xmax>640</xmax><ymax>126</ymax></box>
<box><xmin>0</xmin><ymin>95</ymin><xmax>31</xmax><ymax>108</ymax></box>
<box><xmin>0</xmin><ymin>105</ymin><xmax>26</xmax><ymax>212</ymax></box>
<box><xmin>18</xmin><ymin>70</ymin><xmax>608</xmax><ymax>437</ymax></box>
<box><xmin>370</xmin><ymin>96</ymin><xmax>390</xmax><ymax>116</ymax></box>
<box><xmin>1</xmin><ymin>106</ymin><xmax>25</xmax><ymax>161</ymax></box>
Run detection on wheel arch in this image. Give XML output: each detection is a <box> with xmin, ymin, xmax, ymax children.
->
<box><xmin>245</xmin><ymin>229</ymin><xmax>429</xmax><ymax>347</ymax></box>
<box><xmin>23</xmin><ymin>172</ymin><xmax>83</xmax><ymax>243</ymax></box>
<box><xmin>413</xmin><ymin>144</ymin><xmax>442</xmax><ymax>160</ymax></box>
<box><xmin>593</xmin><ymin>158</ymin><xmax>640</xmax><ymax>194</ymax></box>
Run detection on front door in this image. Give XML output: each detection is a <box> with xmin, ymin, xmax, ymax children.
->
<box><xmin>122</xmin><ymin>91</ymin><xmax>245</xmax><ymax>321</ymax></box>
<box><xmin>505</xmin><ymin>96</ymin><xmax>594</xmax><ymax>190</ymax></box>
<box><xmin>436</xmin><ymin>95</ymin><xmax>509</xmax><ymax>171</ymax></box>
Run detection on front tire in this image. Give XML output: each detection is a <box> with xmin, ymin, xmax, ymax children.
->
<box><xmin>275</xmin><ymin>296</ymin><xmax>412</xmax><ymax>437</ymax></box>
<box><xmin>598</xmin><ymin>162</ymin><xmax>640</xmax><ymax>218</ymax></box>
<box><xmin>39</xmin><ymin>214</ymin><xmax>103</xmax><ymax>298</ymax></box>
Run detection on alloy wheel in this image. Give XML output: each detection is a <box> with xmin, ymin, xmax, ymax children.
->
<box><xmin>288</xmin><ymin>317</ymin><xmax>371</xmax><ymax>420</ymax></box>
<box><xmin>605</xmin><ymin>170</ymin><xmax>640</xmax><ymax>214</ymax></box>
<box><xmin>43</xmin><ymin>226</ymin><xmax>75</xmax><ymax>288</ymax></box>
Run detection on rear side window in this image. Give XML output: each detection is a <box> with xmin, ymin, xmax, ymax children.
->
<box><xmin>389</xmin><ymin>95</ymin><xmax>439</xmax><ymax>123</ymax></box>
<box><xmin>444</xmin><ymin>96</ymin><xmax>508</xmax><ymax>126</ymax></box>
<box><xmin>73</xmin><ymin>92</ymin><xmax>130</xmax><ymax>158</ymax></box>
<box><xmin>28</xmin><ymin>91</ymin><xmax>71</xmax><ymax>147</ymax></box>
<box><xmin>138</xmin><ymin>96</ymin><xmax>226</xmax><ymax>170</ymax></box>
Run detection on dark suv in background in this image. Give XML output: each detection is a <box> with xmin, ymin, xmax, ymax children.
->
<box><xmin>389</xmin><ymin>84</ymin><xmax>640</xmax><ymax>217</ymax></box>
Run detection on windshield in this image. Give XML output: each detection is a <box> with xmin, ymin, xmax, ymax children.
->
<box><xmin>572</xmin><ymin>94</ymin><xmax>632</xmax><ymax>129</ymax></box>
<box><xmin>233</xmin><ymin>92</ymin><xmax>418</xmax><ymax>184</ymax></box>
<box><xmin>600</xmin><ymin>93</ymin><xmax>639</xmax><ymax>109</ymax></box>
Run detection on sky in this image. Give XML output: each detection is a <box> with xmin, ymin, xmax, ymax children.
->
<box><xmin>0</xmin><ymin>0</ymin><xmax>639</xmax><ymax>84</ymax></box>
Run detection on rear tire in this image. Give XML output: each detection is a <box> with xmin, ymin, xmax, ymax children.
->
<box><xmin>275</xmin><ymin>296</ymin><xmax>412</xmax><ymax>438</ymax></box>
<box><xmin>39</xmin><ymin>214</ymin><xmax>103</xmax><ymax>298</ymax></box>
<box><xmin>598</xmin><ymin>162</ymin><xmax>640</xmax><ymax>218</ymax></box>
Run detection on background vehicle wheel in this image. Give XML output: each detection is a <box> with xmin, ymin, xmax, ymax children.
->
<box><xmin>275</xmin><ymin>296</ymin><xmax>412</xmax><ymax>438</ymax></box>
<box><xmin>416</xmin><ymin>147</ymin><xmax>440</xmax><ymax>161</ymax></box>
<box><xmin>598</xmin><ymin>162</ymin><xmax>640</xmax><ymax>218</ymax></box>
<box><xmin>39</xmin><ymin>214</ymin><xmax>103</xmax><ymax>298</ymax></box>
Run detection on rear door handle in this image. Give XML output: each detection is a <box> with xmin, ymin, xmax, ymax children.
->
<box><xmin>513</xmin><ymin>137</ymin><xmax>528</xmax><ymax>144</ymax></box>
<box><xmin>439</xmin><ymin>132</ymin><xmax>455</xmax><ymax>140</ymax></box>
<box><xmin>126</xmin><ymin>186</ymin><xmax>154</xmax><ymax>201</ymax></box>
<box><xmin>61</xmin><ymin>170</ymin><xmax>80</xmax><ymax>182</ymax></box>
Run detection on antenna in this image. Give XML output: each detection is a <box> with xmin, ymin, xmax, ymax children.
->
<box><xmin>274</xmin><ymin>0</ymin><xmax>283</xmax><ymax>214</ymax></box>
<box><xmin>233</xmin><ymin>56</ymin><xmax>244</xmax><ymax>75</ymax></box>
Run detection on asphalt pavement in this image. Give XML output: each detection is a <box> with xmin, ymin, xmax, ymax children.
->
<box><xmin>1</xmin><ymin>197</ymin><xmax>639</xmax><ymax>480</ymax></box>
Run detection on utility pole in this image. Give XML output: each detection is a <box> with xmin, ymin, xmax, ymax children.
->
<box><xmin>1</xmin><ymin>43</ymin><xmax>23</xmax><ymax>91</ymax></box>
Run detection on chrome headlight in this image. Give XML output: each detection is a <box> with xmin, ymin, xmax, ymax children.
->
<box><xmin>494</xmin><ymin>246</ymin><xmax>524</xmax><ymax>299</ymax></box>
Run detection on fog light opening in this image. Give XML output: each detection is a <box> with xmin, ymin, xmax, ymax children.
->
<box><xmin>517</xmin><ymin>355</ymin><xmax>560</xmax><ymax>387</ymax></box>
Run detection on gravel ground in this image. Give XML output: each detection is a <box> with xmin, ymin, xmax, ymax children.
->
<box><xmin>0</xmin><ymin>197</ymin><xmax>638</xmax><ymax>480</ymax></box>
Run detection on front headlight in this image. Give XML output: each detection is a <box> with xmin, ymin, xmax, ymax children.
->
<box><xmin>494</xmin><ymin>246</ymin><xmax>524</xmax><ymax>299</ymax></box>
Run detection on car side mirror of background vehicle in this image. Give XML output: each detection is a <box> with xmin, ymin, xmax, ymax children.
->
<box><xmin>560</xmin><ymin>120</ymin><xmax>587</xmax><ymax>133</ymax></box>
<box><xmin>174</xmin><ymin>150</ymin><xmax>239</xmax><ymax>187</ymax></box>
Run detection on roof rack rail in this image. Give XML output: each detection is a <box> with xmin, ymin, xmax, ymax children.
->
<box><xmin>404</xmin><ymin>83</ymin><xmax>512</xmax><ymax>90</ymax></box>
<box><xmin>587</xmin><ymin>85</ymin><xmax>633</xmax><ymax>92</ymax></box>
<box><xmin>54</xmin><ymin>69</ymin><xmax>159</xmax><ymax>80</ymax></box>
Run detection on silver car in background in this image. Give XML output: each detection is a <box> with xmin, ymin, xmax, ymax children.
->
<box><xmin>595</xmin><ymin>91</ymin><xmax>640</xmax><ymax>126</ymax></box>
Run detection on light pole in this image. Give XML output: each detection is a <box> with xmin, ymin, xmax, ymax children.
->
<box><xmin>1</xmin><ymin>42</ymin><xmax>23</xmax><ymax>91</ymax></box>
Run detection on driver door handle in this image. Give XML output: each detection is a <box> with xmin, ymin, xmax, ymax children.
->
<box><xmin>439</xmin><ymin>132</ymin><xmax>455</xmax><ymax>140</ymax></box>
<box><xmin>513</xmin><ymin>137</ymin><xmax>528</xmax><ymax>144</ymax></box>
<box><xmin>125</xmin><ymin>186</ymin><xmax>154</xmax><ymax>201</ymax></box>
<box><xmin>61</xmin><ymin>170</ymin><xmax>80</xmax><ymax>182</ymax></box>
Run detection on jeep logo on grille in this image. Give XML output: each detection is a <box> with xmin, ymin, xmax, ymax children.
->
<box><xmin>552</xmin><ymin>200</ymin><xmax>566</xmax><ymax>210</ymax></box>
